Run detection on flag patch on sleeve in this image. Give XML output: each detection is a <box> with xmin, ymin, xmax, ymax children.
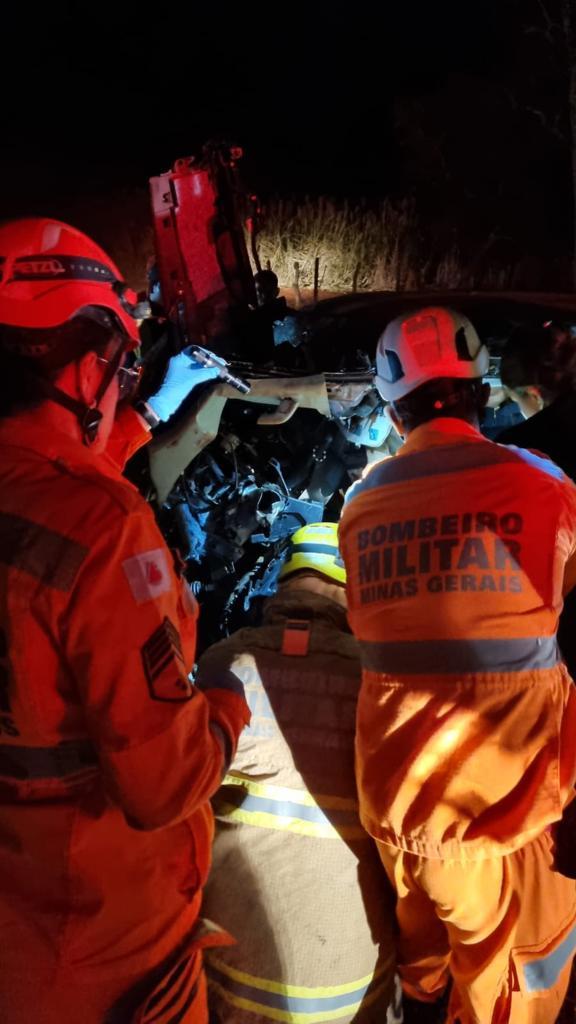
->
<box><xmin>123</xmin><ymin>548</ymin><xmax>171</xmax><ymax>604</ymax></box>
<box><xmin>142</xmin><ymin>617</ymin><xmax>194</xmax><ymax>702</ymax></box>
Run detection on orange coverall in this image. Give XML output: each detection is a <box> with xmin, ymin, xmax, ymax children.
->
<box><xmin>0</xmin><ymin>407</ymin><xmax>250</xmax><ymax>1024</ymax></box>
<box><xmin>339</xmin><ymin>417</ymin><xmax>576</xmax><ymax>1024</ymax></box>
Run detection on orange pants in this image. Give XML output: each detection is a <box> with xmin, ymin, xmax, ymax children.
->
<box><xmin>0</xmin><ymin>937</ymin><xmax>209</xmax><ymax>1024</ymax></box>
<box><xmin>379</xmin><ymin>833</ymin><xmax>576</xmax><ymax>1024</ymax></box>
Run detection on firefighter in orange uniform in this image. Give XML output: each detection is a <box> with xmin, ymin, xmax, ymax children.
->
<box><xmin>338</xmin><ymin>307</ymin><xmax>576</xmax><ymax>1023</ymax></box>
<box><xmin>0</xmin><ymin>218</ymin><xmax>250</xmax><ymax>1024</ymax></box>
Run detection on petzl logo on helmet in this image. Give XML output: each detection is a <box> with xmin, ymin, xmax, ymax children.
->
<box><xmin>13</xmin><ymin>259</ymin><xmax>66</xmax><ymax>277</ymax></box>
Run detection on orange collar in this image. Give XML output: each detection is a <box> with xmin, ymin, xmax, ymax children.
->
<box><xmin>401</xmin><ymin>418</ymin><xmax>483</xmax><ymax>457</ymax></box>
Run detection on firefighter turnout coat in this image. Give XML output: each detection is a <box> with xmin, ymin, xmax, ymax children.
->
<box><xmin>0</xmin><ymin>408</ymin><xmax>250</xmax><ymax>1024</ymax></box>
<box><xmin>199</xmin><ymin>588</ymin><xmax>401</xmax><ymax>1024</ymax></box>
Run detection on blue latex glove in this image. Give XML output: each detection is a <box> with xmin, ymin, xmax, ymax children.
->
<box><xmin>147</xmin><ymin>347</ymin><xmax>221</xmax><ymax>422</ymax></box>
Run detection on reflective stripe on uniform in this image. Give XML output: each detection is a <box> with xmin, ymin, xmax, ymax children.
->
<box><xmin>348</xmin><ymin>443</ymin><xmax>528</xmax><ymax>501</ymax></box>
<box><xmin>290</xmin><ymin>543</ymin><xmax>340</xmax><ymax>556</ymax></box>
<box><xmin>509</xmin><ymin>446</ymin><xmax>566</xmax><ymax>481</ymax></box>
<box><xmin>0</xmin><ymin>511</ymin><xmax>88</xmax><ymax>590</ymax></box>
<box><xmin>207</xmin><ymin>957</ymin><xmax>388</xmax><ymax>1023</ymax></box>
<box><xmin>0</xmin><ymin>740</ymin><xmax>98</xmax><ymax>780</ymax></box>
<box><xmin>523</xmin><ymin>922</ymin><xmax>576</xmax><ymax>993</ymax></box>
<box><xmin>359</xmin><ymin>636</ymin><xmax>560</xmax><ymax>675</ymax></box>
<box><xmin>194</xmin><ymin>668</ymin><xmax>248</xmax><ymax>698</ymax></box>
<box><xmin>212</xmin><ymin>775</ymin><xmax>367</xmax><ymax>840</ymax></box>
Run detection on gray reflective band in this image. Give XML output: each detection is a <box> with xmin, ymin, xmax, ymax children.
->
<box><xmin>523</xmin><ymin>922</ymin><xmax>576</xmax><ymax>992</ymax></box>
<box><xmin>289</xmin><ymin>542</ymin><xmax>339</xmax><ymax>556</ymax></box>
<box><xmin>216</xmin><ymin>791</ymin><xmax>357</xmax><ymax>828</ymax></box>
<box><xmin>207</xmin><ymin>960</ymin><xmax>383</xmax><ymax>1015</ymax></box>
<box><xmin>351</xmin><ymin>443</ymin><xmax>528</xmax><ymax>497</ymax></box>
<box><xmin>194</xmin><ymin>668</ymin><xmax>246</xmax><ymax>698</ymax></box>
<box><xmin>0</xmin><ymin>512</ymin><xmax>88</xmax><ymax>591</ymax></box>
<box><xmin>510</xmin><ymin>446</ymin><xmax>566</xmax><ymax>481</ymax></box>
<box><xmin>359</xmin><ymin>636</ymin><xmax>561</xmax><ymax>675</ymax></box>
<box><xmin>0</xmin><ymin>740</ymin><xmax>98</xmax><ymax>780</ymax></box>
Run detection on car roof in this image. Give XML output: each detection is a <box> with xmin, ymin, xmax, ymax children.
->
<box><xmin>301</xmin><ymin>290</ymin><xmax>576</xmax><ymax>369</ymax></box>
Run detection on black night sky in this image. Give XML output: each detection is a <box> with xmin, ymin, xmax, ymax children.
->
<box><xmin>1</xmin><ymin>1</ymin><xmax>574</xmax><ymax>286</ymax></box>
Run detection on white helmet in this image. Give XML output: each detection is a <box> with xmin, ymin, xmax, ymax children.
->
<box><xmin>375</xmin><ymin>307</ymin><xmax>489</xmax><ymax>402</ymax></box>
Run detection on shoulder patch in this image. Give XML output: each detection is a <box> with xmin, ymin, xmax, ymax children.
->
<box><xmin>123</xmin><ymin>548</ymin><xmax>171</xmax><ymax>604</ymax></box>
<box><xmin>142</xmin><ymin>617</ymin><xmax>194</xmax><ymax>702</ymax></box>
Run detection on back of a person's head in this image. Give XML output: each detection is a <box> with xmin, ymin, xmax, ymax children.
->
<box><xmin>391</xmin><ymin>376</ymin><xmax>487</xmax><ymax>433</ymax></box>
<box><xmin>501</xmin><ymin>324</ymin><xmax>576</xmax><ymax>403</ymax></box>
<box><xmin>277</xmin><ymin>522</ymin><xmax>347</xmax><ymax>606</ymax></box>
<box><xmin>255</xmin><ymin>269</ymin><xmax>278</xmax><ymax>289</ymax></box>
<box><xmin>254</xmin><ymin>269</ymin><xmax>279</xmax><ymax>303</ymax></box>
<box><xmin>375</xmin><ymin>307</ymin><xmax>489</xmax><ymax>432</ymax></box>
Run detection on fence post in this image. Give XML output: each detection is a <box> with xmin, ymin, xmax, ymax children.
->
<box><xmin>313</xmin><ymin>257</ymin><xmax>320</xmax><ymax>303</ymax></box>
<box><xmin>293</xmin><ymin>261</ymin><xmax>302</xmax><ymax>308</ymax></box>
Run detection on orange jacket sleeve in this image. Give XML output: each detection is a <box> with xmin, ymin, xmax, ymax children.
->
<box><xmin>62</xmin><ymin>497</ymin><xmax>250</xmax><ymax>831</ymax></box>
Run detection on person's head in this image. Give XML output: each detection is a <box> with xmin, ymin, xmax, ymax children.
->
<box><xmin>375</xmin><ymin>307</ymin><xmax>490</xmax><ymax>436</ymax></box>
<box><xmin>254</xmin><ymin>269</ymin><xmax>279</xmax><ymax>306</ymax></box>
<box><xmin>277</xmin><ymin>522</ymin><xmax>347</xmax><ymax>606</ymax></box>
<box><xmin>0</xmin><ymin>218</ymin><xmax>141</xmax><ymax>449</ymax></box>
<box><xmin>500</xmin><ymin>323</ymin><xmax>576</xmax><ymax>419</ymax></box>
<box><xmin>146</xmin><ymin>259</ymin><xmax>163</xmax><ymax>311</ymax></box>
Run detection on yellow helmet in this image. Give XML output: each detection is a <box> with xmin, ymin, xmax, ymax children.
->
<box><xmin>278</xmin><ymin>522</ymin><xmax>346</xmax><ymax>586</ymax></box>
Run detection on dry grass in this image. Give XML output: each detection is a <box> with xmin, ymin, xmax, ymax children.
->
<box><xmin>252</xmin><ymin>197</ymin><xmax>522</xmax><ymax>294</ymax></box>
<box><xmin>253</xmin><ymin>196</ymin><xmax>422</xmax><ymax>293</ymax></box>
<box><xmin>93</xmin><ymin>190</ymin><xmax>518</xmax><ymax>297</ymax></box>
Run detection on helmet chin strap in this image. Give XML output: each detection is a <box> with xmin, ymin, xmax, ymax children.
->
<box><xmin>36</xmin><ymin>377</ymin><xmax>103</xmax><ymax>445</ymax></box>
<box><xmin>36</xmin><ymin>344</ymin><xmax>125</xmax><ymax>446</ymax></box>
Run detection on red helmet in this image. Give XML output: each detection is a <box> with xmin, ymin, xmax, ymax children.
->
<box><xmin>0</xmin><ymin>218</ymin><xmax>140</xmax><ymax>347</ymax></box>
